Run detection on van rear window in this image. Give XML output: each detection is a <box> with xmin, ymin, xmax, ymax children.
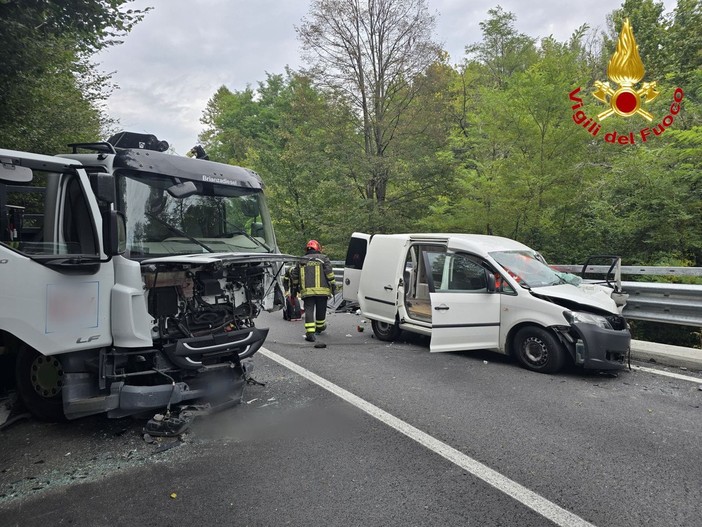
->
<box><xmin>345</xmin><ymin>237</ymin><xmax>367</xmax><ymax>269</ymax></box>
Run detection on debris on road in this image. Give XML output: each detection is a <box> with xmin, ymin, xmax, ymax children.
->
<box><xmin>144</xmin><ymin>413</ymin><xmax>191</xmax><ymax>437</ymax></box>
<box><xmin>152</xmin><ymin>441</ymin><xmax>181</xmax><ymax>455</ymax></box>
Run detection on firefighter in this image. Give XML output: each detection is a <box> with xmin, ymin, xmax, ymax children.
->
<box><xmin>290</xmin><ymin>239</ymin><xmax>336</xmax><ymax>342</ymax></box>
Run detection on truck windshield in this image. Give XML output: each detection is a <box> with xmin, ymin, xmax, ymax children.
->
<box><xmin>117</xmin><ymin>173</ymin><xmax>277</xmax><ymax>259</ymax></box>
<box><xmin>490</xmin><ymin>250</ymin><xmax>565</xmax><ymax>288</ymax></box>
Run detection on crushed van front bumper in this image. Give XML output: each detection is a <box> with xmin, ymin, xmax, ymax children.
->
<box><xmin>570</xmin><ymin>322</ymin><xmax>631</xmax><ymax>370</ymax></box>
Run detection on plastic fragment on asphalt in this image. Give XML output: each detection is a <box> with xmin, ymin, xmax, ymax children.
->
<box><xmin>153</xmin><ymin>441</ymin><xmax>181</xmax><ymax>455</ymax></box>
<box><xmin>170</xmin><ymin>492</ymin><xmax>177</xmax><ymax>499</ymax></box>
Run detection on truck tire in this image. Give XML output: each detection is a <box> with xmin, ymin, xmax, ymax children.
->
<box><xmin>371</xmin><ymin>320</ymin><xmax>400</xmax><ymax>342</ymax></box>
<box><xmin>513</xmin><ymin>326</ymin><xmax>565</xmax><ymax>374</ymax></box>
<box><xmin>15</xmin><ymin>345</ymin><xmax>66</xmax><ymax>421</ymax></box>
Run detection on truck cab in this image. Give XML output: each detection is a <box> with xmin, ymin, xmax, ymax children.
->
<box><xmin>0</xmin><ymin>133</ymin><xmax>287</xmax><ymax>421</ymax></box>
<box><xmin>343</xmin><ymin>232</ymin><xmax>630</xmax><ymax>373</ymax></box>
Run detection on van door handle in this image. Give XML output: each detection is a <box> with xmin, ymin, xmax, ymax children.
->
<box><xmin>384</xmin><ymin>285</ymin><xmax>393</xmax><ymax>291</ymax></box>
<box><xmin>434</xmin><ymin>304</ymin><xmax>449</xmax><ymax>311</ymax></box>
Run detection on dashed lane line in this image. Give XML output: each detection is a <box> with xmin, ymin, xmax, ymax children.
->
<box><xmin>260</xmin><ymin>347</ymin><xmax>597</xmax><ymax>527</ymax></box>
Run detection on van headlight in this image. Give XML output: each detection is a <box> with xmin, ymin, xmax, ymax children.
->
<box><xmin>563</xmin><ymin>311</ymin><xmax>612</xmax><ymax>329</ymax></box>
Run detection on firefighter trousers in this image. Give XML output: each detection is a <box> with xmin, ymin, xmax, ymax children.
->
<box><xmin>303</xmin><ymin>296</ymin><xmax>328</xmax><ymax>335</ymax></box>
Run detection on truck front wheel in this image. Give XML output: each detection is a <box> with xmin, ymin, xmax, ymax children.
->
<box><xmin>513</xmin><ymin>326</ymin><xmax>565</xmax><ymax>374</ymax></box>
<box><xmin>15</xmin><ymin>345</ymin><xmax>66</xmax><ymax>421</ymax></box>
<box><xmin>371</xmin><ymin>320</ymin><xmax>400</xmax><ymax>342</ymax></box>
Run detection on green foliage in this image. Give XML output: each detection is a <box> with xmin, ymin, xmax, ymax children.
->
<box><xmin>196</xmin><ymin>0</ymin><xmax>702</xmax><ymax>281</ymax></box>
<box><xmin>0</xmin><ymin>0</ymin><xmax>149</xmax><ymax>153</ymax></box>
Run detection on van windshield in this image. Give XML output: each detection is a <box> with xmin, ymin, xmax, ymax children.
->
<box><xmin>490</xmin><ymin>250</ymin><xmax>565</xmax><ymax>288</ymax></box>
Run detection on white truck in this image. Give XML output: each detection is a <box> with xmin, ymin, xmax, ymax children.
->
<box><xmin>0</xmin><ymin>132</ymin><xmax>288</xmax><ymax>422</ymax></box>
<box><xmin>343</xmin><ymin>233</ymin><xmax>631</xmax><ymax>373</ymax></box>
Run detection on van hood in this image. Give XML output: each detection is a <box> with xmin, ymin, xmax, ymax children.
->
<box><xmin>530</xmin><ymin>283</ymin><xmax>618</xmax><ymax>314</ymax></box>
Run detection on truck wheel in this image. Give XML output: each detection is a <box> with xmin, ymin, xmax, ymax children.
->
<box><xmin>15</xmin><ymin>345</ymin><xmax>66</xmax><ymax>421</ymax></box>
<box><xmin>513</xmin><ymin>326</ymin><xmax>564</xmax><ymax>374</ymax></box>
<box><xmin>371</xmin><ymin>320</ymin><xmax>400</xmax><ymax>342</ymax></box>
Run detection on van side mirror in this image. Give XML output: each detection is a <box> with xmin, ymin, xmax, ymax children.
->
<box><xmin>104</xmin><ymin>210</ymin><xmax>127</xmax><ymax>256</ymax></box>
<box><xmin>486</xmin><ymin>271</ymin><xmax>496</xmax><ymax>293</ymax></box>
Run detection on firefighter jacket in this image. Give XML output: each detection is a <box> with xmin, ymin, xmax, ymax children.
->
<box><xmin>290</xmin><ymin>251</ymin><xmax>335</xmax><ymax>298</ymax></box>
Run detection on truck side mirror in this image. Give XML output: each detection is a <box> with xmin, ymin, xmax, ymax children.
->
<box><xmin>166</xmin><ymin>181</ymin><xmax>197</xmax><ymax>199</ymax></box>
<box><xmin>486</xmin><ymin>271</ymin><xmax>496</xmax><ymax>293</ymax></box>
<box><xmin>91</xmin><ymin>173</ymin><xmax>115</xmax><ymax>203</ymax></box>
<box><xmin>104</xmin><ymin>210</ymin><xmax>127</xmax><ymax>256</ymax></box>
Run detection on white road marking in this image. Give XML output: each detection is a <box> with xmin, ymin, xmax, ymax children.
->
<box><xmin>630</xmin><ymin>365</ymin><xmax>702</xmax><ymax>383</ymax></box>
<box><xmin>260</xmin><ymin>347</ymin><xmax>597</xmax><ymax>527</ymax></box>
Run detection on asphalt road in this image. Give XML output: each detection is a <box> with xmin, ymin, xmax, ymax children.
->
<box><xmin>1</xmin><ymin>309</ymin><xmax>701</xmax><ymax>527</ymax></box>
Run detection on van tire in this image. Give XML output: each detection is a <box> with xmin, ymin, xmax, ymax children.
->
<box><xmin>513</xmin><ymin>326</ymin><xmax>564</xmax><ymax>374</ymax></box>
<box><xmin>15</xmin><ymin>345</ymin><xmax>67</xmax><ymax>421</ymax></box>
<box><xmin>371</xmin><ymin>320</ymin><xmax>400</xmax><ymax>342</ymax></box>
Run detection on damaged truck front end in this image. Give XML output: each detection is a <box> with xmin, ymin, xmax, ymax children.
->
<box><xmin>65</xmin><ymin>253</ymin><xmax>286</xmax><ymax>421</ymax></box>
<box><xmin>0</xmin><ymin>133</ymin><xmax>287</xmax><ymax>423</ymax></box>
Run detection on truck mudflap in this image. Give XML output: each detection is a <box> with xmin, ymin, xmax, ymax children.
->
<box><xmin>569</xmin><ymin>322</ymin><xmax>631</xmax><ymax>370</ymax></box>
<box><xmin>163</xmin><ymin>326</ymin><xmax>269</xmax><ymax>369</ymax></box>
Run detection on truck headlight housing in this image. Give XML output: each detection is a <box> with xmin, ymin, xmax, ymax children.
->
<box><xmin>564</xmin><ymin>311</ymin><xmax>612</xmax><ymax>329</ymax></box>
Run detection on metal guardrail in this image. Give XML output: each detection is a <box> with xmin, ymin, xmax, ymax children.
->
<box><xmin>551</xmin><ymin>264</ymin><xmax>702</xmax><ymax>327</ymax></box>
<box><xmin>334</xmin><ymin>262</ymin><xmax>702</xmax><ymax>328</ymax></box>
<box><xmin>619</xmin><ymin>281</ymin><xmax>702</xmax><ymax>327</ymax></box>
<box><xmin>551</xmin><ymin>264</ymin><xmax>702</xmax><ymax>277</ymax></box>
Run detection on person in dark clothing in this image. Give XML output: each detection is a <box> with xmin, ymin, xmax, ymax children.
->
<box><xmin>290</xmin><ymin>239</ymin><xmax>336</xmax><ymax>342</ymax></box>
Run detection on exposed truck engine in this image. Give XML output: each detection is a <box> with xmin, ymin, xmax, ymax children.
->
<box><xmin>0</xmin><ymin>133</ymin><xmax>287</xmax><ymax>423</ymax></box>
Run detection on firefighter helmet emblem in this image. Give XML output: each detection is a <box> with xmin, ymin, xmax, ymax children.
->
<box><xmin>593</xmin><ymin>19</ymin><xmax>659</xmax><ymax>121</ymax></box>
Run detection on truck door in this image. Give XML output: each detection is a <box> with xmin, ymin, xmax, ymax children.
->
<box><xmin>342</xmin><ymin>232</ymin><xmax>371</xmax><ymax>302</ymax></box>
<box><xmin>0</xmin><ymin>153</ymin><xmax>114</xmax><ymax>355</ymax></box>
<box><xmin>427</xmin><ymin>251</ymin><xmax>500</xmax><ymax>353</ymax></box>
<box><xmin>357</xmin><ymin>235</ymin><xmax>409</xmax><ymax>324</ymax></box>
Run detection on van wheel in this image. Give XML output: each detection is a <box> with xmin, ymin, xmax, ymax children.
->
<box><xmin>513</xmin><ymin>327</ymin><xmax>564</xmax><ymax>374</ymax></box>
<box><xmin>371</xmin><ymin>320</ymin><xmax>400</xmax><ymax>342</ymax></box>
<box><xmin>15</xmin><ymin>345</ymin><xmax>66</xmax><ymax>421</ymax></box>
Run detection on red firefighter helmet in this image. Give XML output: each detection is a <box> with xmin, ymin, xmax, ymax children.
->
<box><xmin>306</xmin><ymin>239</ymin><xmax>321</xmax><ymax>252</ymax></box>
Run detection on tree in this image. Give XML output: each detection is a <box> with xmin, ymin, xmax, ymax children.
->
<box><xmin>0</xmin><ymin>0</ymin><xmax>150</xmax><ymax>152</ymax></box>
<box><xmin>464</xmin><ymin>6</ymin><xmax>537</xmax><ymax>89</ymax></box>
<box><xmin>200</xmin><ymin>72</ymin><xmax>363</xmax><ymax>257</ymax></box>
<box><xmin>296</xmin><ymin>0</ymin><xmax>442</xmax><ymax>228</ymax></box>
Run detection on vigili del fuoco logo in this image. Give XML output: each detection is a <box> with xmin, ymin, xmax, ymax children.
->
<box><xmin>569</xmin><ymin>18</ymin><xmax>684</xmax><ymax>145</ymax></box>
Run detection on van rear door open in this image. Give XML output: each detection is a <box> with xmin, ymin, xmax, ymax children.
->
<box><xmin>356</xmin><ymin>235</ymin><xmax>409</xmax><ymax>324</ymax></box>
<box><xmin>342</xmin><ymin>232</ymin><xmax>370</xmax><ymax>303</ymax></box>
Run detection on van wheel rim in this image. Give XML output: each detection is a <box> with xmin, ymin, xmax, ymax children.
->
<box><xmin>523</xmin><ymin>337</ymin><xmax>548</xmax><ymax>365</ymax></box>
<box><xmin>30</xmin><ymin>356</ymin><xmax>64</xmax><ymax>398</ymax></box>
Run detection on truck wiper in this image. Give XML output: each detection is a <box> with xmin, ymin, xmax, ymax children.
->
<box><xmin>215</xmin><ymin>229</ymin><xmax>271</xmax><ymax>252</ymax></box>
<box><xmin>145</xmin><ymin>212</ymin><xmax>215</xmax><ymax>253</ymax></box>
<box><xmin>39</xmin><ymin>255</ymin><xmax>101</xmax><ymax>274</ymax></box>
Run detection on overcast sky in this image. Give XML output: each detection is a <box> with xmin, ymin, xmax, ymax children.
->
<box><xmin>96</xmin><ymin>0</ymin><xmax>677</xmax><ymax>155</ymax></box>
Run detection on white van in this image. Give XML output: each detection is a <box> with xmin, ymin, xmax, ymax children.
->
<box><xmin>343</xmin><ymin>233</ymin><xmax>630</xmax><ymax>373</ymax></box>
